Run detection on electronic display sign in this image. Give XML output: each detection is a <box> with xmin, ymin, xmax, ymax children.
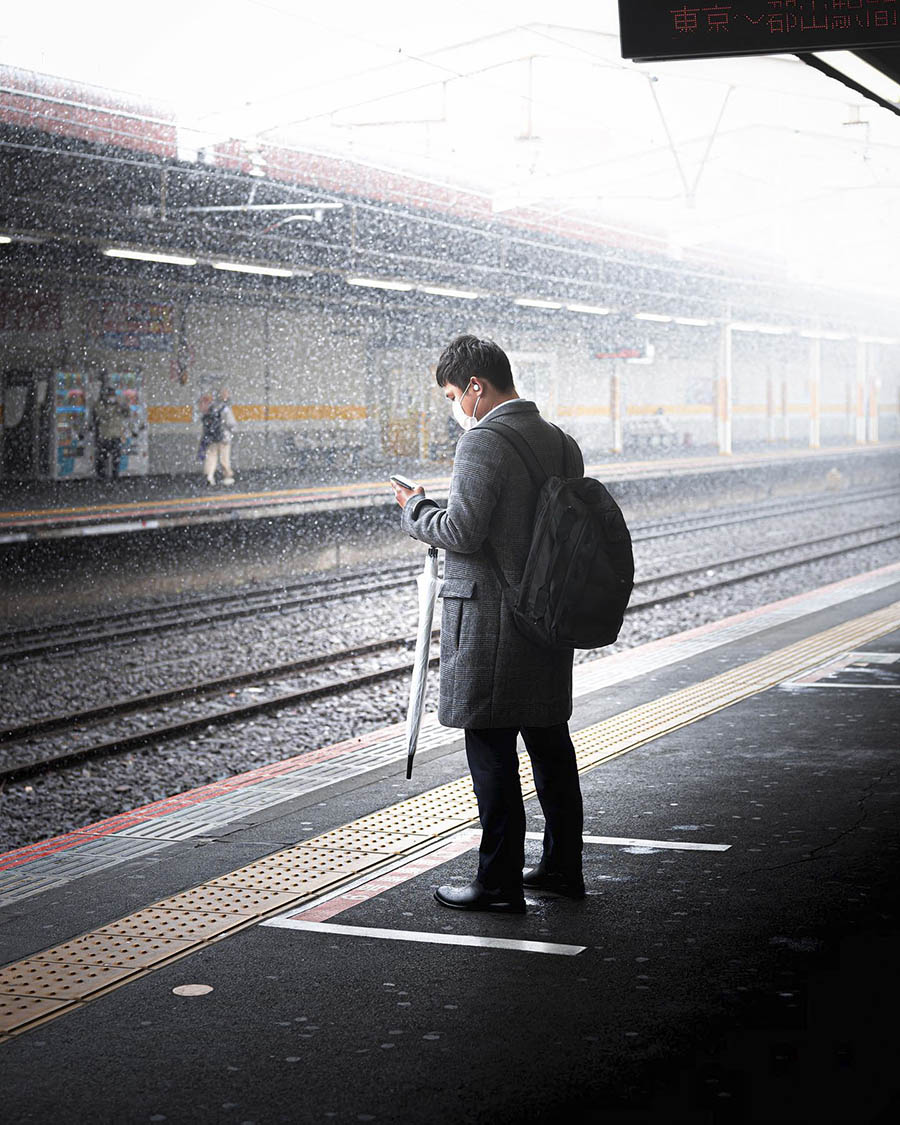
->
<box><xmin>619</xmin><ymin>1</ymin><xmax>900</xmax><ymax>61</ymax></box>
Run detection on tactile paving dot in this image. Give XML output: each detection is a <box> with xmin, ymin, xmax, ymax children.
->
<box><xmin>31</xmin><ymin>933</ymin><xmax>195</xmax><ymax>969</ymax></box>
<box><xmin>152</xmin><ymin>886</ymin><xmax>299</xmax><ymax>916</ymax></box>
<box><xmin>97</xmin><ymin>908</ymin><xmax>246</xmax><ymax>941</ymax></box>
<box><xmin>0</xmin><ymin>993</ymin><xmax>72</xmax><ymax>1034</ymax></box>
<box><xmin>0</xmin><ymin>960</ymin><xmax>136</xmax><ymax>999</ymax></box>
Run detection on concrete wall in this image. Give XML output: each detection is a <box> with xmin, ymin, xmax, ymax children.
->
<box><xmin>1</xmin><ymin>277</ymin><xmax>898</xmax><ymax>477</ymax></box>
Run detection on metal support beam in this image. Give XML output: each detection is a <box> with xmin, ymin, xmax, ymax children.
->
<box><xmin>717</xmin><ymin>323</ymin><xmax>732</xmax><ymax>455</ymax></box>
<box><xmin>610</xmin><ymin>370</ymin><xmax>623</xmax><ymax>454</ymax></box>
<box><xmin>856</xmin><ymin>339</ymin><xmax>868</xmax><ymax>444</ymax></box>
<box><xmin>808</xmin><ymin>336</ymin><xmax>821</xmax><ymax>450</ymax></box>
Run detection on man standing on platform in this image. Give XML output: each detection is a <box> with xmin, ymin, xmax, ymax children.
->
<box><xmin>390</xmin><ymin>335</ymin><xmax>586</xmax><ymax>914</ymax></box>
<box><xmin>94</xmin><ymin>385</ymin><xmax>130</xmax><ymax>481</ymax></box>
<box><xmin>200</xmin><ymin>387</ymin><xmax>237</xmax><ymax>487</ymax></box>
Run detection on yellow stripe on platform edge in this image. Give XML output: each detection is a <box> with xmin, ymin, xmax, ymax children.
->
<box><xmin>1</xmin><ymin>600</ymin><xmax>898</xmax><ymax>1039</ymax></box>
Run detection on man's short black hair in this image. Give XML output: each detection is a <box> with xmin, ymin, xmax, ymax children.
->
<box><xmin>435</xmin><ymin>335</ymin><xmax>514</xmax><ymax>393</ymax></box>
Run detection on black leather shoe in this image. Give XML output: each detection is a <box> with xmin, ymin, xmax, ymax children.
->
<box><xmin>522</xmin><ymin>864</ymin><xmax>585</xmax><ymax>899</ymax></box>
<box><xmin>434</xmin><ymin>881</ymin><xmax>526</xmax><ymax>914</ymax></box>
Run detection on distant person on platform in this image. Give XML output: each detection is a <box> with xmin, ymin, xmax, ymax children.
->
<box><xmin>390</xmin><ymin>335</ymin><xmax>586</xmax><ymax>914</ymax></box>
<box><xmin>199</xmin><ymin>388</ymin><xmax>236</xmax><ymax>487</ymax></box>
<box><xmin>94</xmin><ymin>386</ymin><xmax>130</xmax><ymax>481</ymax></box>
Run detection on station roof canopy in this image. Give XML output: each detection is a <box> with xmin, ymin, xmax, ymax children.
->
<box><xmin>2</xmin><ymin>0</ymin><xmax>900</xmax><ymax>297</ymax></box>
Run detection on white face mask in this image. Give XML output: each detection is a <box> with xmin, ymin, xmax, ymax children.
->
<box><xmin>451</xmin><ymin>380</ymin><xmax>482</xmax><ymax>431</ymax></box>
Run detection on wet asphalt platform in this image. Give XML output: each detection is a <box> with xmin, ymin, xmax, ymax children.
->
<box><xmin>1</xmin><ymin>570</ymin><xmax>898</xmax><ymax>1123</ymax></box>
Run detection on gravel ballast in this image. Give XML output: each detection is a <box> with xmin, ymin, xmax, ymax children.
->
<box><xmin>1</xmin><ymin>496</ymin><xmax>898</xmax><ymax>853</ymax></box>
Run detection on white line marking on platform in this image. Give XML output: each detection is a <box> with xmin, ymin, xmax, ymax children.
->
<box><xmin>79</xmin><ymin>520</ymin><xmax>160</xmax><ymax>536</ymax></box>
<box><xmin>783</xmin><ymin>682</ymin><xmax>900</xmax><ymax>690</ymax></box>
<box><xmin>264</xmin><ymin>918</ymin><xmax>586</xmax><ymax>955</ymax></box>
<box><xmin>525</xmin><ymin>832</ymin><xmax>731</xmax><ymax>852</ymax></box>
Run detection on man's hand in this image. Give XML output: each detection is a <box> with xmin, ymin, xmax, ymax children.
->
<box><xmin>390</xmin><ymin>481</ymin><xmax>425</xmax><ymax>509</ymax></box>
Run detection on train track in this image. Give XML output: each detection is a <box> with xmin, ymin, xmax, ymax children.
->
<box><xmin>3</xmin><ymin>518</ymin><xmax>899</xmax><ymax>785</ymax></box>
<box><xmin>2</xmin><ymin>483</ymin><xmax>896</xmax><ymax>662</ymax></box>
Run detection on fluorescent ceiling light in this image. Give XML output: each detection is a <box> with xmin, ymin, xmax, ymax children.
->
<box><xmin>514</xmin><ymin>297</ymin><xmax>563</xmax><ymax>309</ymax></box>
<box><xmin>860</xmin><ymin>335</ymin><xmax>897</xmax><ymax>344</ymax></box>
<box><xmin>0</xmin><ymin>235</ymin><xmax>12</xmax><ymax>244</ymax></box>
<box><xmin>813</xmin><ymin>50</ymin><xmax>900</xmax><ymax>105</ymax></box>
<box><xmin>731</xmin><ymin>322</ymin><xmax>791</xmax><ymax>335</ymax></box>
<box><xmin>346</xmin><ymin>276</ymin><xmax>414</xmax><ymax>291</ymax></box>
<box><xmin>820</xmin><ymin>331</ymin><xmax>850</xmax><ymax>340</ymax></box>
<box><xmin>103</xmin><ymin>247</ymin><xmax>197</xmax><ymax>266</ymax></box>
<box><xmin>674</xmin><ymin>316</ymin><xmax>713</xmax><ymax>326</ymax></box>
<box><xmin>419</xmin><ymin>285</ymin><xmax>479</xmax><ymax>299</ymax></box>
<box><xmin>212</xmin><ymin>261</ymin><xmax>293</xmax><ymax>277</ymax></box>
<box><xmin>634</xmin><ymin>312</ymin><xmax>672</xmax><ymax>322</ymax></box>
<box><xmin>566</xmin><ymin>303</ymin><xmax>612</xmax><ymax>316</ymax></box>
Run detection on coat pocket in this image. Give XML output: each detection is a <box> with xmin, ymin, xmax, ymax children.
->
<box><xmin>439</xmin><ymin>579</ymin><xmax>477</xmax><ymax>651</ymax></box>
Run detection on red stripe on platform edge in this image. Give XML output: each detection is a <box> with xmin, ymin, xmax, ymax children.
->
<box><xmin>0</xmin><ymin>722</ymin><xmax>405</xmax><ymax>871</ymax></box>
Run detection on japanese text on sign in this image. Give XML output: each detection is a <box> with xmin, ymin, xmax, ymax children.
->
<box><xmin>620</xmin><ymin>1</ymin><xmax>900</xmax><ymax>60</ymax></box>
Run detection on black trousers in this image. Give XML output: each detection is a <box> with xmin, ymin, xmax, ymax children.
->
<box><xmin>464</xmin><ymin>723</ymin><xmax>583</xmax><ymax>892</ymax></box>
<box><xmin>96</xmin><ymin>438</ymin><xmax>122</xmax><ymax>479</ymax></box>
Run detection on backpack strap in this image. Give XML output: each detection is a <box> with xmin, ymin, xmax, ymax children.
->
<box><xmin>476</xmin><ymin>418</ymin><xmax>565</xmax><ymax>592</ymax></box>
<box><xmin>478</xmin><ymin>419</ymin><xmax>548</xmax><ymax>488</ymax></box>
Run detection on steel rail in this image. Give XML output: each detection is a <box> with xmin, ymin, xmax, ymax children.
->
<box><xmin>0</xmin><ymin>655</ymin><xmax>440</xmax><ymax>786</ymax></box>
<box><xmin>2</xmin><ymin>485</ymin><xmax>896</xmax><ymax>662</ymax></box>
<box><xmin>2</xmin><ymin>524</ymin><xmax>898</xmax><ymax>785</ymax></box>
<box><xmin>4</xmin><ymin>516</ymin><xmax>898</xmax><ymax>747</ymax></box>
<box><xmin>0</xmin><ymin>631</ymin><xmax>435</xmax><ymax>745</ymax></box>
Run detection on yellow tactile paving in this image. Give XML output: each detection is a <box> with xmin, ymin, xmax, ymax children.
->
<box><xmin>202</xmin><ymin>846</ymin><xmax>384</xmax><ymax>897</ymax></box>
<box><xmin>1</xmin><ymin>599</ymin><xmax>897</xmax><ymax>1039</ymax></box>
<box><xmin>0</xmin><ymin>994</ymin><xmax>73</xmax><ymax>1035</ymax></box>
<box><xmin>0</xmin><ymin>960</ymin><xmax>136</xmax><ymax>1000</ymax></box>
<box><xmin>32</xmin><ymin>933</ymin><xmax>195</xmax><ymax>970</ymax></box>
<box><xmin>97</xmin><ymin>908</ymin><xmax>247</xmax><ymax>942</ymax></box>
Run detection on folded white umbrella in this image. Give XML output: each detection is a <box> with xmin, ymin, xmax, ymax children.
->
<box><xmin>405</xmin><ymin>546</ymin><xmax>440</xmax><ymax>779</ymax></box>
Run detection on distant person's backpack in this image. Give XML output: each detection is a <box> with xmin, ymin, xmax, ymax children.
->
<box><xmin>202</xmin><ymin>404</ymin><xmax>225</xmax><ymax>443</ymax></box>
<box><xmin>480</xmin><ymin>420</ymin><xmax>634</xmax><ymax>650</ymax></box>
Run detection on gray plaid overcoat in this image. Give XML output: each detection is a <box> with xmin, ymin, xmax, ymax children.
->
<box><xmin>401</xmin><ymin>399</ymin><xmax>584</xmax><ymax>729</ymax></box>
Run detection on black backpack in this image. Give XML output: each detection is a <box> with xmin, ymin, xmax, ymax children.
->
<box><xmin>202</xmin><ymin>404</ymin><xmax>225</xmax><ymax>443</ymax></box>
<box><xmin>479</xmin><ymin>420</ymin><xmax>634</xmax><ymax>651</ymax></box>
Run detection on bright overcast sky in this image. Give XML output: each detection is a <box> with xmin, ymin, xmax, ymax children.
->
<box><xmin>3</xmin><ymin>1</ymin><xmax>900</xmax><ymax>297</ymax></box>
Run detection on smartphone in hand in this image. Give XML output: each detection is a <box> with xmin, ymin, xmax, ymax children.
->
<box><xmin>390</xmin><ymin>474</ymin><xmax>418</xmax><ymax>490</ymax></box>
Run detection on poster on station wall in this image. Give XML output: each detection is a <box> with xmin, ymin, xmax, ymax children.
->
<box><xmin>88</xmin><ymin>299</ymin><xmax>175</xmax><ymax>352</ymax></box>
<box><xmin>0</xmin><ymin>289</ymin><xmax>62</xmax><ymax>332</ymax></box>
